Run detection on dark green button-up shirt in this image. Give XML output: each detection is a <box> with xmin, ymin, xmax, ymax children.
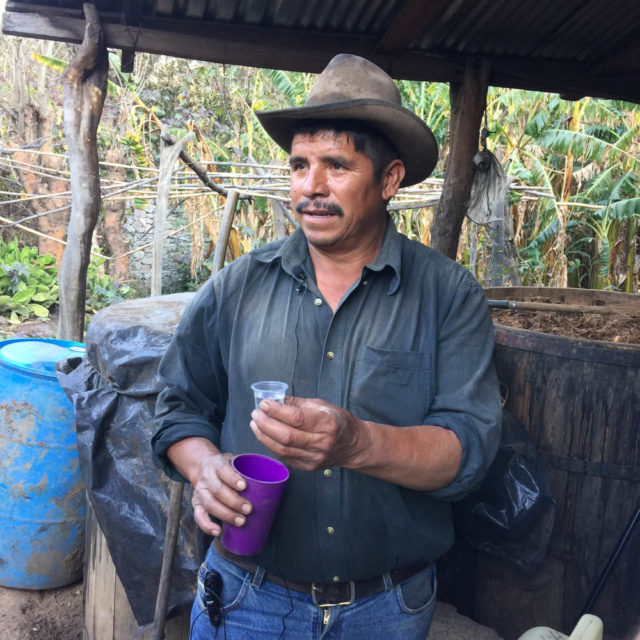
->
<box><xmin>152</xmin><ymin>216</ymin><xmax>501</xmax><ymax>583</ymax></box>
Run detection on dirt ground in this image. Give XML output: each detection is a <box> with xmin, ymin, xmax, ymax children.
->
<box><xmin>0</xmin><ymin>582</ymin><xmax>82</xmax><ymax>640</ymax></box>
<box><xmin>0</xmin><ymin>583</ymin><xmax>503</xmax><ymax>640</ymax></box>
<box><xmin>0</xmin><ymin>313</ymin><xmax>58</xmax><ymax>341</ymax></box>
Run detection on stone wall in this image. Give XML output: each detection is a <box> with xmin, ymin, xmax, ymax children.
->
<box><xmin>123</xmin><ymin>205</ymin><xmax>194</xmax><ymax>295</ymax></box>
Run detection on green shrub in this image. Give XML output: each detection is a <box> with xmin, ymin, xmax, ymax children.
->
<box><xmin>85</xmin><ymin>254</ymin><xmax>135</xmax><ymax>313</ymax></box>
<box><xmin>0</xmin><ymin>239</ymin><xmax>136</xmax><ymax>325</ymax></box>
<box><xmin>0</xmin><ymin>237</ymin><xmax>58</xmax><ymax>324</ymax></box>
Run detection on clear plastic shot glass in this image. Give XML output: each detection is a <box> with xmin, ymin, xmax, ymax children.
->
<box><xmin>250</xmin><ymin>380</ymin><xmax>288</xmax><ymax>410</ymax></box>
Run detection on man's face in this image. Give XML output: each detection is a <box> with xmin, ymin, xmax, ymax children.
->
<box><xmin>289</xmin><ymin>131</ymin><xmax>403</xmax><ymax>256</ymax></box>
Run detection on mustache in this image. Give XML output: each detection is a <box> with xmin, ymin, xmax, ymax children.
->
<box><xmin>295</xmin><ymin>200</ymin><xmax>344</xmax><ymax>217</ymax></box>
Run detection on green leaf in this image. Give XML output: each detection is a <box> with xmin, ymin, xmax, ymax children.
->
<box><xmin>608</xmin><ymin>197</ymin><xmax>640</xmax><ymax>221</ymax></box>
<box><xmin>12</xmin><ymin>288</ymin><xmax>35</xmax><ymax>304</ymax></box>
<box><xmin>524</xmin><ymin>111</ymin><xmax>549</xmax><ymax>138</ymax></box>
<box><xmin>28</xmin><ymin>303</ymin><xmax>50</xmax><ymax>318</ymax></box>
<box><xmin>9</xmin><ymin>311</ymin><xmax>20</xmax><ymax>324</ymax></box>
<box><xmin>31</xmin><ymin>291</ymin><xmax>51</xmax><ymax>303</ymax></box>
<box><xmin>32</xmin><ymin>52</ymin><xmax>67</xmax><ymax>73</ymax></box>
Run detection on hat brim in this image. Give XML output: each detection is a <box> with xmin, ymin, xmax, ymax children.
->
<box><xmin>255</xmin><ymin>99</ymin><xmax>438</xmax><ymax>188</ymax></box>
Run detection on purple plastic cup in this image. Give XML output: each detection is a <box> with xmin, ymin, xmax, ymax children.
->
<box><xmin>220</xmin><ymin>453</ymin><xmax>289</xmax><ymax>556</ymax></box>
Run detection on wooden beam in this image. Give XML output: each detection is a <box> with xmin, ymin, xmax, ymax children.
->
<box><xmin>591</xmin><ymin>35</ymin><xmax>640</xmax><ymax>75</ymax></box>
<box><xmin>0</xmin><ymin>9</ymin><xmax>456</xmax><ymax>81</ymax></box>
<box><xmin>57</xmin><ymin>2</ymin><xmax>109</xmax><ymax>342</ymax></box>
<box><xmin>120</xmin><ymin>0</ymin><xmax>144</xmax><ymax>73</ymax></box>
<box><xmin>185</xmin><ymin>0</ymin><xmax>207</xmax><ymax>20</ymax></box>
<box><xmin>3</xmin><ymin>10</ymin><xmax>640</xmax><ymax>103</ymax></box>
<box><xmin>377</xmin><ymin>0</ymin><xmax>450</xmax><ymax>53</ymax></box>
<box><xmin>430</xmin><ymin>58</ymin><xmax>489</xmax><ymax>259</ymax></box>
<box><xmin>151</xmin><ymin>127</ymin><xmax>194</xmax><ymax>297</ymax></box>
<box><xmin>155</xmin><ymin>0</ymin><xmax>175</xmax><ymax>16</ymax></box>
<box><xmin>120</xmin><ymin>48</ymin><xmax>136</xmax><ymax>73</ymax></box>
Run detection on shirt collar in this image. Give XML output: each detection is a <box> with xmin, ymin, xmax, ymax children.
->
<box><xmin>255</xmin><ymin>214</ymin><xmax>403</xmax><ymax>295</ymax></box>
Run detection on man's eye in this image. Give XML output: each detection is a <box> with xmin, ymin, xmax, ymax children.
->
<box><xmin>331</xmin><ymin>162</ymin><xmax>343</xmax><ymax>170</ymax></box>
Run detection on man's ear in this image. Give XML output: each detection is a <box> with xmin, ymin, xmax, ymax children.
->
<box><xmin>381</xmin><ymin>159</ymin><xmax>406</xmax><ymax>200</ymax></box>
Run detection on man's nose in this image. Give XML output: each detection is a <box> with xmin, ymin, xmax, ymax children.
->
<box><xmin>302</xmin><ymin>166</ymin><xmax>329</xmax><ymax>198</ymax></box>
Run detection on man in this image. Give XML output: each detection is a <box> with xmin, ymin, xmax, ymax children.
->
<box><xmin>152</xmin><ymin>54</ymin><xmax>501</xmax><ymax>639</ymax></box>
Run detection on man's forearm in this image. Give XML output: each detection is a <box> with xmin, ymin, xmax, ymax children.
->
<box><xmin>346</xmin><ymin>420</ymin><xmax>462</xmax><ymax>491</ymax></box>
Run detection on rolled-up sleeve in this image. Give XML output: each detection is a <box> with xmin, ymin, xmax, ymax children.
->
<box><xmin>425</xmin><ymin>272</ymin><xmax>502</xmax><ymax>500</ymax></box>
<box><xmin>151</xmin><ymin>281</ymin><xmax>227</xmax><ymax>482</ymax></box>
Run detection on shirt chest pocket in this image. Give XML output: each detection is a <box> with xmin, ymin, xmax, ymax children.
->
<box><xmin>349</xmin><ymin>346</ymin><xmax>430</xmax><ymax>426</ymax></box>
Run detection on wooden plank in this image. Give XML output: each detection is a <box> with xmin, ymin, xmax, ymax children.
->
<box><xmin>492</xmin><ymin>328</ymin><xmax>640</xmax><ymax>639</ymax></box>
<box><xmin>123</xmin><ymin>0</ymin><xmax>145</xmax><ymax>24</ymax></box>
<box><xmin>376</xmin><ymin>0</ymin><xmax>450</xmax><ymax>53</ymax></box>
<box><xmin>4</xmin><ymin>10</ymin><xmax>640</xmax><ymax>103</ymax></box>
<box><xmin>473</xmin><ymin>555</ymin><xmax>564</xmax><ymax>640</ymax></box>
<box><xmin>85</xmin><ymin>501</ymin><xmax>191</xmax><ymax>640</ymax></box>
<box><xmin>83</xmin><ymin>501</ymin><xmax>98</xmax><ymax>639</ymax></box>
<box><xmin>112</xmin><ymin>574</ymin><xmax>140</xmax><ymax>639</ymax></box>
<box><xmin>185</xmin><ymin>0</ymin><xmax>207</xmax><ymax>20</ymax></box>
<box><xmin>593</xmin><ymin>37</ymin><xmax>640</xmax><ymax>73</ymax></box>
<box><xmin>150</xmin><ymin>128</ymin><xmax>194</xmax><ymax>297</ymax></box>
<box><xmin>430</xmin><ymin>58</ymin><xmax>489</xmax><ymax>258</ymax></box>
<box><xmin>155</xmin><ymin>0</ymin><xmax>175</xmax><ymax>16</ymax></box>
<box><xmin>241</xmin><ymin>0</ymin><xmax>269</xmax><ymax>24</ymax></box>
<box><xmin>212</xmin><ymin>189</ymin><xmax>240</xmax><ymax>274</ymax></box>
<box><xmin>85</xmin><ymin>505</ymin><xmax>117</xmax><ymax>640</ymax></box>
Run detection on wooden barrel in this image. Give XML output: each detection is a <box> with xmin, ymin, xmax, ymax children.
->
<box><xmin>486</xmin><ymin>287</ymin><xmax>640</xmax><ymax>639</ymax></box>
<box><xmin>84</xmin><ymin>501</ymin><xmax>190</xmax><ymax>640</ymax></box>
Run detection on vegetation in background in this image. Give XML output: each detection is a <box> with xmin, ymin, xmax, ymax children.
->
<box><xmin>0</xmin><ymin>37</ymin><xmax>638</xmax><ymax>297</ymax></box>
<box><xmin>0</xmin><ymin>237</ymin><xmax>58</xmax><ymax>323</ymax></box>
<box><xmin>85</xmin><ymin>253</ymin><xmax>135</xmax><ymax>314</ymax></box>
<box><xmin>0</xmin><ymin>237</ymin><xmax>135</xmax><ymax>323</ymax></box>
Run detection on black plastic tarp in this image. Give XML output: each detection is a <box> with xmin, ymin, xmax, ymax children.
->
<box><xmin>57</xmin><ymin>293</ymin><xmax>198</xmax><ymax>627</ymax></box>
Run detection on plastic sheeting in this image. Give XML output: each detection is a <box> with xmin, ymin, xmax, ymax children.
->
<box><xmin>57</xmin><ymin>293</ymin><xmax>198</xmax><ymax>627</ymax></box>
<box><xmin>467</xmin><ymin>149</ymin><xmax>509</xmax><ymax>225</ymax></box>
<box><xmin>454</xmin><ymin>409</ymin><xmax>556</xmax><ymax>574</ymax></box>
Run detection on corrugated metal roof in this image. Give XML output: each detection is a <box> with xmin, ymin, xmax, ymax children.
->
<box><xmin>3</xmin><ymin>0</ymin><xmax>640</xmax><ymax>103</ymax></box>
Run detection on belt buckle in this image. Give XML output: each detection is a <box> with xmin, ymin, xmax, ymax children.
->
<box><xmin>311</xmin><ymin>581</ymin><xmax>355</xmax><ymax>608</ymax></box>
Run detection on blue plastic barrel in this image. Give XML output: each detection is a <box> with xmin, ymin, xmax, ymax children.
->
<box><xmin>0</xmin><ymin>338</ymin><xmax>86</xmax><ymax>589</ymax></box>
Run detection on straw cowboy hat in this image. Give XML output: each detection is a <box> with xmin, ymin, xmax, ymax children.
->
<box><xmin>256</xmin><ymin>54</ymin><xmax>438</xmax><ymax>187</ymax></box>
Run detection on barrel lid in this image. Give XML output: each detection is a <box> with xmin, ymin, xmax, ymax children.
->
<box><xmin>0</xmin><ymin>338</ymin><xmax>85</xmax><ymax>378</ymax></box>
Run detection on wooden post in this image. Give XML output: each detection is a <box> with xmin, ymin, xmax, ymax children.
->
<box><xmin>212</xmin><ymin>188</ymin><xmax>240</xmax><ymax>274</ymax></box>
<box><xmin>150</xmin><ymin>126</ymin><xmax>194</xmax><ymax>297</ymax></box>
<box><xmin>430</xmin><ymin>59</ymin><xmax>489</xmax><ymax>259</ymax></box>
<box><xmin>57</xmin><ymin>3</ymin><xmax>108</xmax><ymax>341</ymax></box>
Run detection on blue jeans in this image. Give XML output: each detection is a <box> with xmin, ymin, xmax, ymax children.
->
<box><xmin>189</xmin><ymin>544</ymin><xmax>437</xmax><ymax>639</ymax></box>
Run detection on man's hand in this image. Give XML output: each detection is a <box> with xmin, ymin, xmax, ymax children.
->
<box><xmin>249</xmin><ymin>397</ymin><xmax>370</xmax><ymax>471</ymax></box>
<box><xmin>167</xmin><ymin>438</ymin><xmax>254</xmax><ymax>537</ymax></box>
<box><xmin>250</xmin><ymin>398</ymin><xmax>463</xmax><ymax>491</ymax></box>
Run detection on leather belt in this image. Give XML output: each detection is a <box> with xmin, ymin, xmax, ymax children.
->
<box><xmin>213</xmin><ymin>538</ymin><xmax>428</xmax><ymax>607</ymax></box>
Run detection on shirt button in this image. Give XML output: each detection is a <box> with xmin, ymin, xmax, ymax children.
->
<box><xmin>332</xmin><ymin>576</ymin><xmax>341</xmax><ymax>583</ymax></box>
<box><xmin>323</xmin><ymin>469</ymin><xmax>333</xmax><ymax>478</ymax></box>
<box><xmin>314</xmin><ymin>298</ymin><xmax>323</xmax><ymax>306</ymax></box>
<box><xmin>326</xmin><ymin>351</ymin><xmax>335</xmax><ymax>360</ymax></box>
<box><xmin>362</xmin><ymin>280</ymin><xmax>368</xmax><ymax>286</ymax></box>
<box><xmin>326</xmin><ymin>526</ymin><xmax>335</xmax><ymax>535</ymax></box>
